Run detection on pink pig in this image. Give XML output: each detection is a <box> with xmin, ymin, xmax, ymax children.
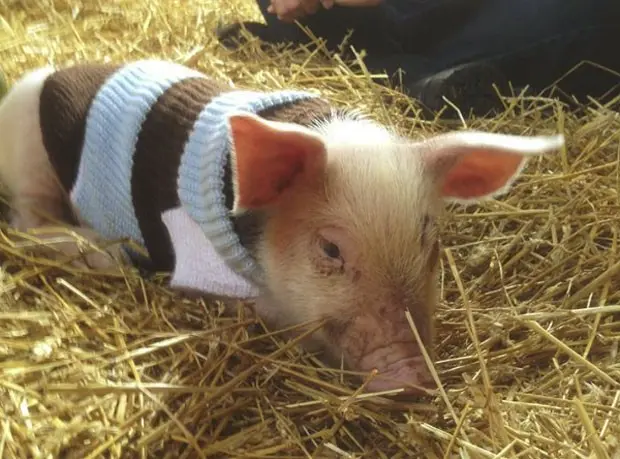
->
<box><xmin>229</xmin><ymin>114</ymin><xmax>563</xmax><ymax>393</ymax></box>
<box><xmin>0</xmin><ymin>62</ymin><xmax>565</xmax><ymax>394</ymax></box>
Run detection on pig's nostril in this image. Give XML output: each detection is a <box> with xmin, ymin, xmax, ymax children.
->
<box><xmin>417</xmin><ymin>370</ymin><xmax>437</xmax><ymax>389</ymax></box>
<box><xmin>358</xmin><ymin>346</ymin><xmax>426</xmax><ymax>372</ymax></box>
<box><xmin>358</xmin><ymin>354</ymin><xmax>435</xmax><ymax>394</ymax></box>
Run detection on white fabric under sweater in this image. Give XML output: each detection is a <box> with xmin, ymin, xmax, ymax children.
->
<box><xmin>161</xmin><ymin>207</ymin><xmax>260</xmax><ymax>299</ymax></box>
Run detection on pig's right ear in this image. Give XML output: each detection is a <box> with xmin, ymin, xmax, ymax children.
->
<box><xmin>228</xmin><ymin>112</ymin><xmax>328</xmax><ymax>212</ymax></box>
<box><xmin>419</xmin><ymin>131</ymin><xmax>565</xmax><ymax>204</ymax></box>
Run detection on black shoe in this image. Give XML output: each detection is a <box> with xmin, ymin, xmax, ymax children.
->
<box><xmin>406</xmin><ymin>61</ymin><xmax>510</xmax><ymax>118</ymax></box>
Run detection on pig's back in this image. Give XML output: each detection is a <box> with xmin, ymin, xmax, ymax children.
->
<box><xmin>37</xmin><ymin>59</ymin><xmax>334</xmax><ymax>274</ymax></box>
<box><xmin>38</xmin><ymin>60</ymin><xmax>233</xmax><ymax>270</ymax></box>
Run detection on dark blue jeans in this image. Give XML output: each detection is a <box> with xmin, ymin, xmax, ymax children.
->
<box><xmin>255</xmin><ymin>0</ymin><xmax>620</xmax><ymax>101</ymax></box>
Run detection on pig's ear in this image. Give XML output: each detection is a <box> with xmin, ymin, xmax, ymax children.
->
<box><xmin>228</xmin><ymin>112</ymin><xmax>327</xmax><ymax>212</ymax></box>
<box><xmin>420</xmin><ymin>131</ymin><xmax>565</xmax><ymax>203</ymax></box>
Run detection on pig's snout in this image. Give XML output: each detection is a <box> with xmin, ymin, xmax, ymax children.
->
<box><xmin>358</xmin><ymin>347</ymin><xmax>436</xmax><ymax>394</ymax></box>
<box><xmin>325</xmin><ymin>303</ymin><xmax>437</xmax><ymax>395</ymax></box>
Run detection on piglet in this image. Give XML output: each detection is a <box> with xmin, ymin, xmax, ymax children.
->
<box><xmin>0</xmin><ymin>60</ymin><xmax>564</xmax><ymax>394</ymax></box>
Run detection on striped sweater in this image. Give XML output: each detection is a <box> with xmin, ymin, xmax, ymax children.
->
<box><xmin>38</xmin><ymin>59</ymin><xmax>333</xmax><ymax>298</ymax></box>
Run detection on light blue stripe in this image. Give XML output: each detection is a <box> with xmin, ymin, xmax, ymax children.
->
<box><xmin>70</xmin><ymin>59</ymin><xmax>204</xmax><ymax>244</ymax></box>
<box><xmin>177</xmin><ymin>89</ymin><xmax>318</xmax><ymax>286</ymax></box>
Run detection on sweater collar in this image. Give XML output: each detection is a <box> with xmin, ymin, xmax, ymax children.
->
<box><xmin>176</xmin><ymin>88</ymin><xmax>320</xmax><ymax>292</ymax></box>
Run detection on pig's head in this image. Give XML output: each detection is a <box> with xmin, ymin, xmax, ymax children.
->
<box><xmin>228</xmin><ymin>111</ymin><xmax>564</xmax><ymax>394</ymax></box>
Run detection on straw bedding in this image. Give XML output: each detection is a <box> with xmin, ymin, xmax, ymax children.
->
<box><xmin>1</xmin><ymin>0</ymin><xmax>619</xmax><ymax>457</ymax></box>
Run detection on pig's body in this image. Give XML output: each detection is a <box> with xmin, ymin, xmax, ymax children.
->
<box><xmin>3</xmin><ymin>60</ymin><xmax>337</xmax><ymax>296</ymax></box>
<box><xmin>0</xmin><ymin>59</ymin><xmax>565</xmax><ymax>394</ymax></box>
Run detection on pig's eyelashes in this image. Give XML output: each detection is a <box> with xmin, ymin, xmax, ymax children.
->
<box><xmin>421</xmin><ymin>215</ymin><xmax>433</xmax><ymax>245</ymax></box>
<box><xmin>422</xmin><ymin>215</ymin><xmax>440</xmax><ymax>265</ymax></box>
<box><xmin>429</xmin><ymin>239</ymin><xmax>440</xmax><ymax>266</ymax></box>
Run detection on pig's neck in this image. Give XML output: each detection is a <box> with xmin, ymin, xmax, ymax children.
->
<box><xmin>162</xmin><ymin>86</ymin><xmax>344</xmax><ymax>300</ymax></box>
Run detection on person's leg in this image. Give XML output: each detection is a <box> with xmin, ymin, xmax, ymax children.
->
<box><xmin>381</xmin><ymin>0</ymin><xmax>620</xmax><ymax>115</ymax></box>
<box><xmin>217</xmin><ymin>0</ymin><xmax>620</xmax><ymax>117</ymax></box>
<box><xmin>416</xmin><ymin>0</ymin><xmax>620</xmax><ymax>102</ymax></box>
<box><xmin>217</xmin><ymin>0</ymin><xmax>509</xmax><ymax>118</ymax></box>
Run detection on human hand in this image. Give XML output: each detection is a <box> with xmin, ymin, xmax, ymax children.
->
<box><xmin>267</xmin><ymin>0</ymin><xmax>335</xmax><ymax>23</ymax></box>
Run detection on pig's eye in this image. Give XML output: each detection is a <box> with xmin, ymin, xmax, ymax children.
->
<box><xmin>315</xmin><ymin>229</ymin><xmax>347</xmax><ymax>270</ymax></box>
<box><xmin>321</xmin><ymin>240</ymin><xmax>341</xmax><ymax>259</ymax></box>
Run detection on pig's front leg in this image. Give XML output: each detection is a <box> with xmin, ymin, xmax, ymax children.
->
<box><xmin>6</xmin><ymin>194</ymin><xmax>126</xmax><ymax>271</ymax></box>
<box><xmin>5</xmin><ymin>187</ymin><xmax>128</xmax><ymax>271</ymax></box>
<box><xmin>13</xmin><ymin>224</ymin><xmax>130</xmax><ymax>272</ymax></box>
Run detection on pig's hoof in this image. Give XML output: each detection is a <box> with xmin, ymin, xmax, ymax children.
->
<box><xmin>62</xmin><ymin>236</ymin><xmax>130</xmax><ymax>270</ymax></box>
<box><xmin>44</xmin><ymin>240</ymin><xmax>127</xmax><ymax>271</ymax></box>
<box><xmin>70</xmin><ymin>246</ymin><xmax>128</xmax><ymax>271</ymax></box>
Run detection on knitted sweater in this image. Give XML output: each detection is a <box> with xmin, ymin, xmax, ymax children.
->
<box><xmin>38</xmin><ymin>59</ymin><xmax>333</xmax><ymax>298</ymax></box>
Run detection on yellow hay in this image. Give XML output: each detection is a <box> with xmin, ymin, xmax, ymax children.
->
<box><xmin>1</xmin><ymin>0</ymin><xmax>619</xmax><ymax>457</ymax></box>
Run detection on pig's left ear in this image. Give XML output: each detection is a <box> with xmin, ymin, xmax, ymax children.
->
<box><xmin>420</xmin><ymin>131</ymin><xmax>565</xmax><ymax>203</ymax></box>
<box><xmin>228</xmin><ymin>112</ymin><xmax>327</xmax><ymax>212</ymax></box>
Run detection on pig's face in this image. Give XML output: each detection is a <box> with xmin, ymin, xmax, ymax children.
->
<box><xmin>256</xmin><ymin>139</ymin><xmax>442</xmax><ymax>392</ymax></box>
<box><xmin>228</xmin><ymin>112</ymin><xmax>565</xmax><ymax>394</ymax></box>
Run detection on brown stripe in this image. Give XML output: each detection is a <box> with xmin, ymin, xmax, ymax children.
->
<box><xmin>39</xmin><ymin>64</ymin><xmax>121</xmax><ymax>193</ymax></box>
<box><xmin>131</xmin><ymin>76</ymin><xmax>334</xmax><ymax>272</ymax></box>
